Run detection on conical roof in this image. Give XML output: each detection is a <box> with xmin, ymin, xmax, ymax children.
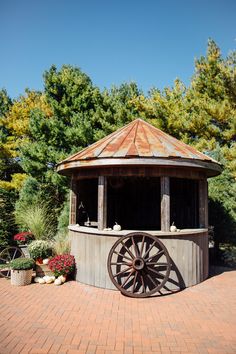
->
<box><xmin>57</xmin><ymin>119</ymin><xmax>221</xmax><ymax>176</ymax></box>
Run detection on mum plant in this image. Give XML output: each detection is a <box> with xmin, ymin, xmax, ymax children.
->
<box><xmin>48</xmin><ymin>254</ymin><xmax>75</xmax><ymax>277</ymax></box>
<box><xmin>13</xmin><ymin>231</ymin><xmax>34</xmax><ymax>245</ymax></box>
<box><xmin>28</xmin><ymin>240</ymin><xmax>54</xmax><ymax>261</ymax></box>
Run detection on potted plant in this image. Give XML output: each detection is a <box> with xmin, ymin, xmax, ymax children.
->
<box><xmin>10</xmin><ymin>258</ymin><xmax>35</xmax><ymax>286</ymax></box>
<box><xmin>28</xmin><ymin>240</ymin><xmax>54</xmax><ymax>276</ymax></box>
<box><xmin>13</xmin><ymin>231</ymin><xmax>34</xmax><ymax>257</ymax></box>
<box><xmin>48</xmin><ymin>254</ymin><xmax>75</xmax><ymax>281</ymax></box>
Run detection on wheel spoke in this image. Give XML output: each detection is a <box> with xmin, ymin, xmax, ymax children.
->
<box><xmin>113</xmin><ymin>250</ymin><xmax>132</xmax><ymax>261</ymax></box>
<box><xmin>143</xmin><ymin>241</ymin><xmax>157</xmax><ymax>259</ymax></box>
<box><xmin>113</xmin><ymin>266</ymin><xmax>132</xmax><ymax>278</ymax></box>
<box><xmin>131</xmin><ymin>236</ymin><xmax>139</xmax><ymax>257</ymax></box>
<box><xmin>146</xmin><ymin>262</ymin><xmax>169</xmax><ymax>267</ymax></box>
<box><xmin>140</xmin><ymin>274</ymin><xmax>146</xmax><ymax>294</ymax></box>
<box><xmin>132</xmin><ymin>271</ymin><xmax>138</xmax><ymax>293</ymax></box>
<box><xmin>121</xmin><ymin>269</ymin><xmax>135</xmax><ymax>288</ymax></box>
<box><xmin>11</xmin><ymin>248</ymin><xmax>18</xmax><ymax>261</ymax></box>
<box><xmin>140</xmin><ymin>235</ymin><xmax>145</xmax><ymax>257</ymax></box>
<box><xmin>146</xmin><ymin>273</ymin><xmax>159</xmax><ymax>287</ymax></box>
<box><xmin>121</xmin><ymin>241</ymin><xmax>135</xmax><ymax>259</ymax></box>
<box><xmin>111</xmin><ymin>262</ymin><xmax>132</xmax><ymax>266</ymax></box>
<box><xmin>145</xmin><ymin>249</ymin><xmax>164</xmax><ymax>262</ymax></box>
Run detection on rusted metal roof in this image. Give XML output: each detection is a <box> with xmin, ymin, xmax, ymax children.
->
<box><xmin>60</xmin><ymin>119</ymin><xmax>217</xmax><ymax>163</ymax></box>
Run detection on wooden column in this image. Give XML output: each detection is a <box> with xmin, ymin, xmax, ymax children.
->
<box><xmin>199</xmin><ymin>179</ymin><xmax>208</xmax><ymax>228</ymax></box>
<box><xmin>70</xmin><ymin>177</ymin><xmax>78</xmax><ymax>225</ymax></box>
<box><xmin>98</xmin><ymin>176</ymin><xmax>107</xmax><ymax>230</ymax></box>
<box><xmin>161</xmin><ymin>176</ymin><xmax>170</xmax><ymax>232</ymax></box>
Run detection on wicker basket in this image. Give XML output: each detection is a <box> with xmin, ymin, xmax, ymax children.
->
<box><xmin>11</xmin><ymin>269</ymin><xmax>33</xmax><ymax>286</ymax></box>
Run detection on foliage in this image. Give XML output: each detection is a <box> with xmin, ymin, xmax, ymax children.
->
<box><xmin>221</xmin><ymin>245</ymin><xmax>236</xmax><ymax>268</ymax></box>
<box><xmin>10</xmin><ymin>257</ymin><xmax>35</xmax><ymax>270</ymax></box>
<box><xmin>15</xmin><ymin>202</ymin><xmax>57</xmax><ymax>240</ymax></box>
<box><xmin>53</xmin><ymin>232</ymin><xmax>71</xmax><ymax>255</ymax></box>
<box><xmin>28</xmin><ymin>240</ymin><xmax>54</xmax><ymax>260</ymax></box>
<box><xmin>48</xmin><ymin>254</ymin><xmax>75</xmax><ymax>277</ymax></box>
<box><xmin>0</xmin><ymin>188</ymin><xmax>18</xmax><ymax>247</ymax></box>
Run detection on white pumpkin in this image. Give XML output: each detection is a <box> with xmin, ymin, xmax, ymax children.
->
<box><xmin>170</xmin><ymin>222</ymin><xmax>177</xmax><ymax>232</ymax></box>
<box><xmin>58</xmin><ymin>275</ymin><xmax>66</xmax><ymax>283</ymax></box>
<box><xmin>43</xmin><ymin>258</ymin><xmax>49</xmax><ymax>265</ymax></box>
<box><xmin>113</xmin><ymin>222</ymin><xmax>121</xmax><ymax>231</ymax></box>
<box><xmin>54</xmin><ymin>278</ymin><xmax>62</xmax><ymax>286</ymax></box>
<box><xmin>38</xmin><ymin>278</ymin><xmax>46</xmax><ymax>284</ymax></box>
<box><xmin>34</xmin><ymin>277</ymin><xmax>41</xmax><ymax>283</ymax></box>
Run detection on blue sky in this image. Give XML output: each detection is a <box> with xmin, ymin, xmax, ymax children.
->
<box><xmin>1</xmin><ymin>0</ymin><xmax>235</xmax><ymax>99</ymax></box>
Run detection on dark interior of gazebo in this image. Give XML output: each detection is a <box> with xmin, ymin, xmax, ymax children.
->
<box><xmin>76</xmin><ymin>176</ymin><xmax>199</xmax><ymax>231</ymax></box>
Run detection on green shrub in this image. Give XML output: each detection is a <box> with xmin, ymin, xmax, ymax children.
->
<box><xmin>53</xmin><ymin>232</ymin><xmax>71</xmax><ymax>255</ymax></box>
<box><xmin>10</xmin><ymin>258</ymin><xmax>35</xmax><ymax>270</ymax></box>
<box><xmin>28</xmin><ymin>240</ymin><xmax>54</xmax><ymax>260</ymax></box>
<box><xmin>15</xmin><ymin>203</ymin><xmax>57</xmax><ymax>240</ymax></box>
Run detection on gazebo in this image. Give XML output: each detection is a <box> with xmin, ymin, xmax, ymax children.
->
<box><xmin>57</xmin><ymin>118</ymin><xmax>221</xmax><ymax>297</ymax></box>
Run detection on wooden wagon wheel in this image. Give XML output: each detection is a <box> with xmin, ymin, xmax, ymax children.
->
<box><xmin>0</xmin><ymin>246</ymin><xmax>24</xmax><ymax>278</ymax></box>
<box><xmin>107</xmin><ymin>232</ymin><xmax>171</xmax><ymax>298</ymax></box>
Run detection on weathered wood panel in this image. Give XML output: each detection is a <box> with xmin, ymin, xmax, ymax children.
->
<box><xmin>97</xmin><ymin>176</ymin><xmax>107</xmax><ymax>230</ymax></box>
<box><xmin>71</xmin><ymin>165</ymin><xmax>207</xmax><ymax>180</ymax></box>
<box><xmin>70</xmin><ymin>229</ymin><xmax>209</xmax><ymax>292</ymax></box>
<box><xmin>199</xmin><ymin>179</ymin><xmax>208</xmax><ymax>228</ymax></box>
<box><xmin>69</xmin><ymin>177</ymin><xmax>78</xmax><ymax>225</ymax></box>
<box><xmin>161</xmin><ymin>176</ymin><xmax>170</xmax><ymax>232</ymax></box>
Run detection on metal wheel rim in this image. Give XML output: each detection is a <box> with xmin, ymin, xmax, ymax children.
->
<box><xmin>0</xmin><ymin>247</ymin><xmax>24</xmax><ymax>278</ymax></box>
<box><xmin>107</xmin><ymin>232</ymin><xmax>171</xmax><ymax>298</ymax></box>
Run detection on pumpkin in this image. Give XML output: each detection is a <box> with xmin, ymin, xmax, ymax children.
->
<box><xmin>54</xmin><ymin>278</ymin><xmax>62</xmax><ymax>286</ymax></box>
<box><xmin>113</xmin><ymin>222</ymin><xmax>121</xmax><ymax>231</ymax></box>
<box><xmin>170</xmin><ymin>222</ymin><xmax>177</xmax><ymax>232</ymax></box>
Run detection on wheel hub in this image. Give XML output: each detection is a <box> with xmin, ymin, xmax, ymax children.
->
<box><xmin>132</xmin><ymin>257</ymin><xmax>145</xmax><ymax>271</ymax></box>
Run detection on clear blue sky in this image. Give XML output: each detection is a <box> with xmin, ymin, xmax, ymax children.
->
<box><xmin>1</xmin><ymin>0</ymin><xmax>235</xmax><ymax>99</ymax></box>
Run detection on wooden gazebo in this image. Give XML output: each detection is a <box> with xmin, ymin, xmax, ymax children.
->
<box><xmin>57</xmin><ymin>119</ymin><xmax>221</xmax><ymax>296</ymax></box>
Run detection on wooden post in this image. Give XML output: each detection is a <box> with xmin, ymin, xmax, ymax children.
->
<box><xmin>199</xmin><ymin>179</ymin><xmax>208</xmax><ymax>228</ymax></box>
<box><xmin>161</xmin><ymin>176</ymin><xmax>170</xmax><ymax>232</ymax></box>
<box><xmin>70</xmin><ymin>177</ymin><xmax>78</xmax><ymax>225</ymax></box>
<box><xmin>98</xmin><ymin>176</ymin><xmax>107</xmax><ymax>230</ymax></box>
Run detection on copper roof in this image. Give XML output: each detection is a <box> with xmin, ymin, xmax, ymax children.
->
<box><xmin>60</xmin><ymin>119</ymin><xmax>217</xmax><ymax>163</ymax></box>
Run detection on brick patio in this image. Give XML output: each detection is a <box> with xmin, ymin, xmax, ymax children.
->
<box><xmin>0</xmin><ymin>268</ymin><xmax>236</xmax><ymax>354</ymax></box>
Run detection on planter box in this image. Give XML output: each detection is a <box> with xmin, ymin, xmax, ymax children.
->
<box><xmin>35</xmin><ymin>263</ymin><xmax>53</xmax><ymax>277</ymax></box>
<box><xmin>11</xmin><ymin>269</ymin><xmax>33</xmax><ymax>286</ymax></box>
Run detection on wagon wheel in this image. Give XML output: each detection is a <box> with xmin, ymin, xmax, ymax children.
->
<box><xmin>0</xmin><ymin>246</ymin><xmax>24</xmax><ymax>278</ymax></box>
<box><xmin>107</xmin><ymin>232</ymin><xmax>171</xmax><ymax>298</ymax></box>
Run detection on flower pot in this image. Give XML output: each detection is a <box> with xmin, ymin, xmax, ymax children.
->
<box><xmin>19</xmin><ymin>245</ymin><xmax>30</xmax><ymax>258</ymax></box>
<box><xmin>35</xmin><ymin>262</ymin><xmax>53</xmax><ymax>277</ymax></box>
<box><xmin>11</xmin><ymin>269</ymin><xmax>33</xmax><ymax>286</ymax></box>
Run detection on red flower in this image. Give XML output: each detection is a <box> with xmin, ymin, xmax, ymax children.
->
<box><xmin>48</xmin><ymin>254</ymin><xmax>75</xmax><ymax>277</ymax></box>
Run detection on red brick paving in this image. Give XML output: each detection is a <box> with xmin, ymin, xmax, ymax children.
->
<box><xmin>0</xmin><ymin>269</ymin><xmax>236</xmax><ymax>354</ymax></box>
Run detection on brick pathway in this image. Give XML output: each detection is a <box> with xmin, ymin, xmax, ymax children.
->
<box><xmin>0</xmin><ymin>269</ymin><xmax>236</xmax><ymax>354</ymax></box>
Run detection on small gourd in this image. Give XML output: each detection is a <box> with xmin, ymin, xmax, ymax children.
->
<box><xmin>54</xmin><ymin>278</ymin><xmax>62</xmax><ymax>286</ymax></box>
<box><xmin>170</xmin><ymin>222</ymin><xmax>177</xmax><ymax>232</ymax></box>
<box><xmin>34</xmin><ymin>277</ymin><xmax>41</xmax><ymax>283</ymax></box>
<box><xmin>113</xmin><ymin>222</ymin><xmax>121</xmax><ymax>231</ymax></box>
<box><xmin>58</xmin><ymin>275</ymin><xmax>67</xmax><ymax>283</ymax></box>
<box><xmin>38</xmin><ymin>278</ymin><xmax>46</xmax><ymax>284</ymax></box>
<box><xmin>43</xmin><ymin>258</ymin><xmax>49</xmax><ymax>265</ymax></box>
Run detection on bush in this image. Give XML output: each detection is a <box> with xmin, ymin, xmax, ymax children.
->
<box><xmin>28</xmin><ymin>240</ymin><xmax>54</xmax><ymax>260</ymax></box>
<box><xmin>53</xmin><ymin>232</ymin><xmax>71</xmax><ymax>255</ymax></box>
<box><xmin>0</xmin><ymin>188</ymin><xmax>18</xmax><ymax>247</ymax></box>
<box><xmin>48</xmin><ymin>254</ymin><xmax>75</xmax><ymax>277</ymax></box>
<box><xmin>10</xmin><ymin>257</ymin><xmax>35</xmax><ymax>270</ymax></box>
<box><xmin>15</xmin><ymin>203</ymin><xmax>57</xmax><ymax>240</ymax></box>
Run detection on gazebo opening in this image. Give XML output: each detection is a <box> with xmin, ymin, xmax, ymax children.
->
<box><xmin>107</xmin><ymin>177</ymin><xmax>161</xmax><ymax>230</ymax></box>
<box><xmin>77</xmin><ymin>178</ymin><xmax>98</xmax><ymax>225</ymax></box>
<box><xmin>170</xmin><ymin>178</ymin><xmax>199</xmax><ymax>229</ymax></box>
